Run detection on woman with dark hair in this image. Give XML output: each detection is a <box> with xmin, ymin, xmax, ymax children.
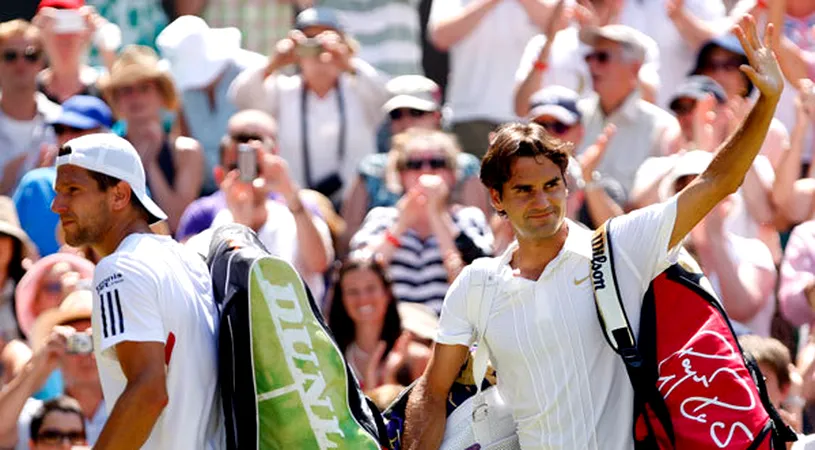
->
<box><xmin>328</xmin><ymin>252</ymin><xmax>430</xmax><ymax>392</ymax></box>
<box><xmin>0</xmin><ymin>197</ymin><xmax>38</xmax><ymax>345</ymax></box>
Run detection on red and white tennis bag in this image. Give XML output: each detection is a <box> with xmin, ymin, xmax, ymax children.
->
<box><xmin>590</xmin><ymin>221</ymin><xmax>797</xmax><ymax>449</ymax></box>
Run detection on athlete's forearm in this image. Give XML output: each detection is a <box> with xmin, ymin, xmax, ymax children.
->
<box><xmin>702</xmin><ymin>92</ymin><xmax>779</xmax><ymax>200</ymax></box>
<box><xmin>92</xmin><ymin>378</ymin><xmax>167</xmax><ymax>450</ymax></box>
<box><xmin>402</xmin><ymin>378</ymin><xmax>448</xmax><ymax>450</ymax></box>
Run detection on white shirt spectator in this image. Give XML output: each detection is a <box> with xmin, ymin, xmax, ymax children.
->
<box><xmin>707</xmin><ymin>233</ymin><xmax>776</xmax><ymax>337</ymax></box>
<box><xmin>0</xmin><ymin>92</ymin><xmax>60</xmax><ymax>193</ymax></box>
<box><xmin>429</xmin><ymin>0</ymin><xmax>539</xmax><ymax>124</ymax></box>
<box><xmin>229</xmin><ymin>58</ymin><xmax>389</xmax><ymax>198</ymax></box>
<box><xmin>515</xmin><ymin>26</ymin><xmax>661</xmax><ymax>99</ymax></box>
<box><xmin>618</xmin><ymin>0</ymin><xmax>727</xmax><ymax>108</ymax></box>
<box><xmin>185</xmin><ymin>199</ymin><xmax>334</xmax><ymax>302</ymax></box>
<box><xmin>436</xmin><ymin>198</ymin><xmax>679</xmax><ymax>449</ymax></box>
<box><xmin>578</xmin><ymin>92</ymin><xmax>679</xmax><ymax>195</ymax></box>
<box><xmin>90</xmin><ymin>234</ymin><xmax>224</xmax><ymax>450</ymax></box>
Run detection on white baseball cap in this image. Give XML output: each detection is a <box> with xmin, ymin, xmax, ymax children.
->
<box><xmin>55</xmin><ymin>133</ymin><xmax>168</xmax><ymax>224</ymax></box>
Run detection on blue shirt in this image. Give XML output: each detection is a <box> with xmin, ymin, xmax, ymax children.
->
<box><xmin>13</xmin><ymin>168</ymin><xmax>59</xmax><ymax>256</ymax></box>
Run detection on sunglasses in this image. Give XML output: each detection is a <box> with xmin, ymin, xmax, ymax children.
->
<box><xmin>535</xmin><ymin>120</ymin><xmax>572</xmax><ymax>135</ymax></box>
<box><xmin>702</xmin><ymin>58</ymin><xmax>742</xmax><ymax>73</ymax></box>
<box><xmin>230</xmin><ymin>132</ymin><xmax>265</xmax><ymax>144</ymax></box>
<box><xmin>53</xmin><ymin>124</ymin><xmax>86</xmax><ymax>135</ymax></box>
<box><xmin>43</xmin><ymin>280</ymin><xmax>63</xmax><ymax>293</ymax></box>
<box><xmin>670</xmin><ymin>100</ymin><xmax>696</xmax><ymax>117</ymax></box>
<box><xmin>584</xmin><ymin>50</ymin><xmax>612</xmax><ymax>65</ymax></box>
<box><xmin>389</xmin><ymin>108</ymin><xmax>429</xmax><ymax>121</ymax></box>
<box><xmin>115</xmin><ymin>82</ymin><xmax>154</xmax><ymax>97</ymax></box>
<box><xmin>2</xmin><ymin>47</ymin><xmax>41</xmax><ymax>63</ymax></box>
<box><xmin>36</xmin><ymin>430</ymin><xmax>86</xmax><ymax>445</ymax></box>
<box><xmin>402</xmin><ymin>157</ymin><xmax>448</xmax><ymax>171</ymax></box>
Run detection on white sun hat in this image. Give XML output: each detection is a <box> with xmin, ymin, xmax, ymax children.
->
<box><xmin>156</xmin><ymin>15</ymin><xmax>245</xmax><ymax>91</ymax></box>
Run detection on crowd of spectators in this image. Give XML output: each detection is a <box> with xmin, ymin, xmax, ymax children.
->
<box><xmin>5</xmin><ymin>0</ymin><xmax>815</xmax><ymax>447</ymax></box>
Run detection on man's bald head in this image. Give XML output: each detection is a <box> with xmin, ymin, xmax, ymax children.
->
<box><xmin>227</xmin><ymin>109</ymin><xmax>278</xmax><ymax>142</ymax></box>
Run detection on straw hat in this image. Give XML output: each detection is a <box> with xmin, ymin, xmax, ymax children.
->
<box><xmin>0</xmin><ymin>196</ymin><xmax>38</xmax><ymax>260</ymax></box>
<box><xmin>14</xmin><ymin>253</ymin><xmax>95</xmax><ymax>338</ymax></box>
<box><xmin>98</xmin><ymin>45</ymin><xmax>179</xmax><ymax>111</ymax></box>
<box><xmin>29</xmin><ymin>289</ymin><xmax>92</xmax><ymax>351</ymax></box>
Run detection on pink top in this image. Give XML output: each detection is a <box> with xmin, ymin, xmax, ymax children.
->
<box><xmin>779</xmin><ymin>221</ymin><xmax>815</xmax><ymax>327</ymax></box>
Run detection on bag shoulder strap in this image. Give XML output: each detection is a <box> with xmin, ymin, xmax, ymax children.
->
<box><xmin>464</xmin><ymin>256</ymin><xmax>502</xmax><ymax>443</ymax></box>
<box><xmin>589</xmin><ymin>221</ymin><xmax>639</xmax><ymax>364</ymax></box>
<box><xmin>466</xmin><ymin>257</ymin><xmax>501</xmax><ymax>392</ymax></box>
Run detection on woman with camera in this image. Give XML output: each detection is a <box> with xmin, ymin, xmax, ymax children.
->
<box><xmin>228</xmin><ymin>7</ymin><xmax>390</xmax><ymax>204</ymax></box>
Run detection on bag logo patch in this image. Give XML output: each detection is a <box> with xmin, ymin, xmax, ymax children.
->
<box><xmin>657</xmin><ymin>329</ymin><xmax>757</xmax><ymax>448</ymax></box>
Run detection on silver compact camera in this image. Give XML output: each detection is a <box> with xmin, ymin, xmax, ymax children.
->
<box><xmin>238</xmin><ymin>143</ymin><xmax>257</xmax><ymax>183</ymax></box>
<box><xmin>66</xmin><ymin>333</ymin><xmax>93</xmax><ymax>354</ymax></box>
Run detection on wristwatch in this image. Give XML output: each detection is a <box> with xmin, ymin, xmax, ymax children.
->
<box><xmin>584</xmin><ymin>171</ymin><xmax>603</xmax><ymax>191</ymax></box>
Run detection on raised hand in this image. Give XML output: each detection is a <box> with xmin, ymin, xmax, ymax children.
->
<box><xmin>578</xmin><ymin>123</ymin><xmax>616</xmax><ymax>180</ymax></box>
<box><xmin>734</xmin><ymin>15</ymin><xmax>784</xmax><ymax>99</ymax></box>
<box><xmin>692</xmin><ymin>94</ymin><xmax>720</xmax><ymax>152</ymax></box>
<box><xmin>318</xmin><ymin>31</ymin><xmax>354</xmax><ymax>73</ymax></box>
<box><xmin>665</xmin><ymin>0</ymin><xmax>684</xmax><ymax>19</ymax></box>
<box><xmin>544</xmin><ymin>0</ymin><xmax>568</xmax><ymax>42</ymax></box>
<box><xmin>795</xmin><ymin>78</ymin><xmax>815</xmax><ymax>123</ymax></box>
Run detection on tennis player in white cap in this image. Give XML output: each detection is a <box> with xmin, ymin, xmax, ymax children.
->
<box><xmin>51</xmin><ymin>133</ymin><xmax>224</xmax><ymax>450</ymax></box>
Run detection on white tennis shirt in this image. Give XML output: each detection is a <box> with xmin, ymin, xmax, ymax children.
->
<box><xmin>437</xmin><ymin>198</ymin><xmax>679</xmax><ymax>449</ymax></box>
<box><xmin>91</xmin><ymin>233</ymin><xmax>225</xmax><ymax>450</ymax></box>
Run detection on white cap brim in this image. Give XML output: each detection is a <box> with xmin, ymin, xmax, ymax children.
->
<box><xmin>528</xmin><ymin>104</ymin><xmax>579</xmax><ymax>125</ymax></box>
<box><xmin>56</xmin><ymin>153</ymin><xmax>168</xmax><ymax>225</ymax></box>
<box><xmin>383</xmin><ymin>95</ymin><xmax>439</xmax><ymax>114</ymax></box>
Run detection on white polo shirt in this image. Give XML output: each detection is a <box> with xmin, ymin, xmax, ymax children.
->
<box><xmin>437</xmin><ymin>198</ymin><xmax>679</xmax><ymax>450</ymax></box>
<box><xmin>91</xmin><ymin>234</ymin><xmax>225</xmax><ymax>450</ymax></box>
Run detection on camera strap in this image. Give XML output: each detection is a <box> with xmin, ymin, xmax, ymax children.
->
<box><xmin>300</xmin><ymin>80</ymin><xmax>346</xmax><ymax>189</ymax></box>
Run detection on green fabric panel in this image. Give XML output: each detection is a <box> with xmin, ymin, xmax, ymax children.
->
<box><xmin>249</xmin><ymin>257</ymin><xmax>380</xmax><ymax>449</ymax></box>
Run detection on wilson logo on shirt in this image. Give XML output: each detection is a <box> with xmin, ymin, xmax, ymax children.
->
<box><xmin>99</xmin><ymin>289</ymin><xmax>125</xmax><ymax>338</ymax></box>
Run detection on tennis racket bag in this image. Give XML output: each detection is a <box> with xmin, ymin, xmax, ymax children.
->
<box><xmin>590</xmin><ymin>221</ymin><xmax>797</xmax><ymax>449</ymax></box>
<box><xmin>206</xmin><ymin>223</ymin><xmax>388</xmax><ymax>450</ymax></box>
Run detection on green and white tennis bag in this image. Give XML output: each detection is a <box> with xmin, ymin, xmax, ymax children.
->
<box><xmin>206</xmin><ymin>223</ymin><xmax>388</xmax><ymax>450</ymax></box>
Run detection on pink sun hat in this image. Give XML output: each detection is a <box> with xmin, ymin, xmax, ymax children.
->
<box><xmin>15</xmin><ymin>253</ymin><xmax>95</xmax><ymax>338</ymax></box>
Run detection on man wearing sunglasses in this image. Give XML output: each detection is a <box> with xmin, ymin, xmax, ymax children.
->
<box><xmin>667</xmin><ymin>75</ymin><xmax>729</xmax><ymax>150</ymax></box>
<box><xmin>28</xmin><ymin>396</ymin><xmax>87</xmax><ymax>450</ymax></box>
<box><xmin>577</xmin><ymin>24</ymin><xmax>680</xmax><ymax>205</ymax></box>
<box><xmin>0</xmin><ymin>19</ymin><xmax>61</xmax><ymax>196</ymax></box>
<box><xmin>1</xmin><ymin>291</ymin><xmax>108</xmax><ymax>450</ymax></box>
<box><xmin>179</xmin><ymin>109</ymin><xmax>333</xmax><ymax>301</ymax></box>
<box><xmin>528</xmin><ymin>85</ymin><xmax>625</xmax><ymax>227</ymax></box>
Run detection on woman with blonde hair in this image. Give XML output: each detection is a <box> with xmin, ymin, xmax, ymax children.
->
<box><xmin>350</xmin><ymin>128</ymin><xmax>493</xmax><ymax>315</ymax></box>
<box><xmin>98</xmin><ymin>45</ymin><xmax>204</xmax><ymax>232</ymax></box>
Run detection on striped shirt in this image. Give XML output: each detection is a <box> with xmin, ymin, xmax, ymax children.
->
<box><xmin>350</xmin><ymin>206</ymin><xmax>493</xmax><ymax>314</ymax></box>
<box><xmin>203</xmin><ymin>0</ymin><xmax>293</xmax><ymax>56</ymax></box>
<box><xmin>316</xmin><ymin>0</ymin><xmax>422</xmax><ymax>76</ymax></box>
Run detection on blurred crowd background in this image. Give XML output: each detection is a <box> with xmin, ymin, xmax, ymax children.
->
<box><xmin>4</xmin><ymin>0</ymin><xmax>815</xmax><ymax>448</ymax></box>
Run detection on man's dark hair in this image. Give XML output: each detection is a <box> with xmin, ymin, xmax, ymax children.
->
<box><xmin>29</xmin><ymin>396</ymin><xmax>85</xmax><ymax>440</ymax></box>
<box><xmin>480</xmin><ymin>122</ymin><xmax>572</xmax><ymax>195</ymax></box>
<box><xmin>87</xmin><ymin>170</ymin><xmax>152</xmax><ymax>222</ymax></box>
